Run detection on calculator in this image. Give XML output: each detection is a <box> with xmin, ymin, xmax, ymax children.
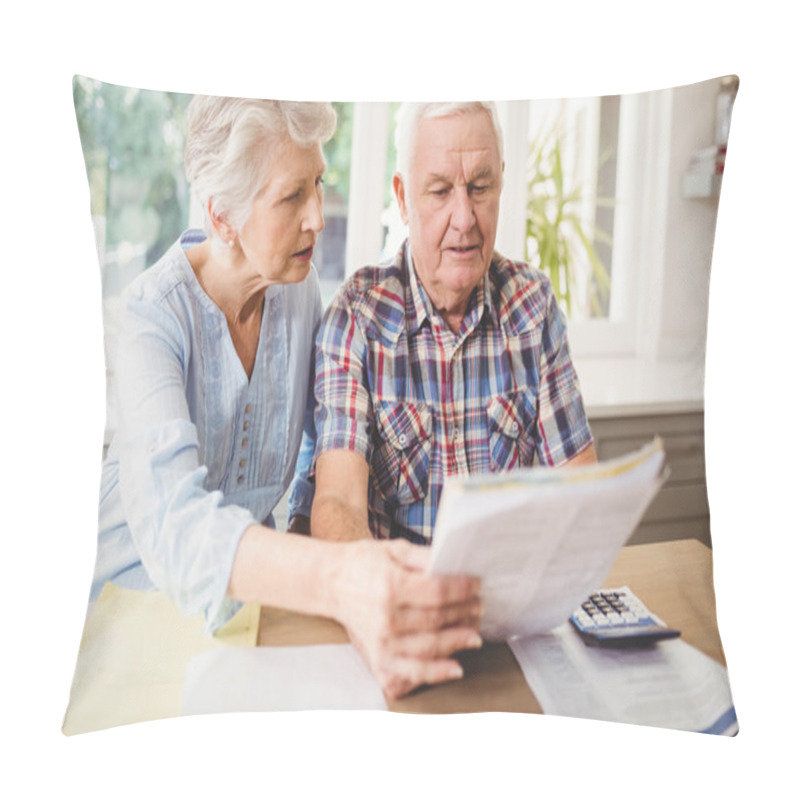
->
<box><xmin>570</xmin><ymin>587</ymin><xmax>681</xmax><ymax>647</ymax></box>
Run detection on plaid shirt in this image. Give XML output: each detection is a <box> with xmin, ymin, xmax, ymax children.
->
<box><xmin>313</xmin><ymin>242</ymin><xmax>593</xmax><ymax>543</ymax></box>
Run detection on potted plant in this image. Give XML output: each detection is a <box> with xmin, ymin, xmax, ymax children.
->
<box><xmin>525</xmin><ymin>130</ymin><xmax>611</xmax><ymax>318</ymax></box>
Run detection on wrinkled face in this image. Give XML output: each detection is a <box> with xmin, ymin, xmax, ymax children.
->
<box><xmin>394</xmin><ymin>110</ymin><xmax>503</xmax><ymax>313</ymax></box>
<box><xmin>236</xmin><ymin>137</ymin><xmax>326</xmax><ymax>285</ymax></box>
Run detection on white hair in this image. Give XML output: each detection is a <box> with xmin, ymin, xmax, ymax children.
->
<box><xmin>184</xmin><ymin>96</ymin><xmax>337</xmax><ymax>247</ymax></box>
<box><xmin>393</xmin><ymin>101</ymin><xmax>504</xmax><ymax>180</ymax></box>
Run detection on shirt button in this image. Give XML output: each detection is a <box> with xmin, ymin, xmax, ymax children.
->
<box><xmin>511</xmin><ymin>422</ymin><xmax>520</xmax><ymax>435</ymax></box>
<box><xmin>237</xmin><ymin>476</ymin><xmax>244</xmax><ymax>485</ymax></box>
<box><xmin>242</xmin><ymin>438</ymin><xmax>248</xmax><ymax>448</ymax></box>
<box><xmin>239</xmin><ymin>459</ymin><xmax>246</xmax><ymax>469</ymax></box>
<box><xmin>398</xmin><ymin>433</ymin><xmax>408</xmax><ymax>446</ymax></box>
<box><xmin>453</xmin><ymin>427</ymin><xmax>460</xmax><ymax>441</ymax></box>
<box><xmin>243</xmin><ymin>421</ymin><xmax>250</xmax><ymax>430</ymax></box>
<box><xmin>245</xmin><ymin>404</ymin><xmax>252</xmax><ymax>414</ymax></box>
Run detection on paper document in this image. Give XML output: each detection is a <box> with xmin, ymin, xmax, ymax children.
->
<box><xmin>181</xmin><ymin>644</ymin><xmax>388</xmax><ymax>715</ymax></box>
<box><xmin>509</xmin><ymin>625</ymin><xmax>738</xmax><ymax>735</ymax></box>
<box><xmin>428</xmin><ymin>439</ymin><xmax>666</xmax><ymax>640</ymax></box>
<box><xmin>62</xmin><ymin>583</ymin><xmax>259</xmax><ymax>735</ymax></box>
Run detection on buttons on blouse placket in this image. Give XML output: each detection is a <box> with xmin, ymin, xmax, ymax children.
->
<box><xmin>238</xmin><ymin>403</ymin><xmax>252</xmax><ymax>485</ymax></box>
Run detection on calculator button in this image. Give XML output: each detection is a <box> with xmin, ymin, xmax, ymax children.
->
<box><xmin>571</xmin><ymin>588</ymin><xmax>681</xmax><ymax>647</ymax></box>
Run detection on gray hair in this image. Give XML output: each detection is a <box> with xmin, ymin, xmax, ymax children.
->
<box><xmin>184</xmin><ymin>96</ymin><xmax>337</xmax><ymax>246</ymax></box>
<box><xmin>393</xmin><ymin>101</ymin><xmax>504</xmax><ymax>181</ymax></box>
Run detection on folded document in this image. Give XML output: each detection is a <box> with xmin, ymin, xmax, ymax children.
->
<box><xmin>428</xmin><ymin>439</ymin><xmax>666</xmax><ymax>640</ymax></box>
<box><xmin>509</xmin><ymin>625</ymin><xmax>738</xmax><ymax>735</ymax></box>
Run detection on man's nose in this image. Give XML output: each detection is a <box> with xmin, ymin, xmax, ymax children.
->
<box><xmin>450</xmin><ymin>187</ymin><xmax>475</xmax><ymax>232</ymax></box>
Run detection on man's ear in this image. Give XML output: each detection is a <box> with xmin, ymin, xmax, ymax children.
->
<box><xmin>393</xmin><ymin>173</ymin><xmax>409</xmax><ymax>225</ymax></box>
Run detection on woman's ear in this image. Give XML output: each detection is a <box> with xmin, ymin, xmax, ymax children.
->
<box><xmin>208</xmin><ymin>200</ymin><xmax>236</xmax><ymax>246</ymax></box>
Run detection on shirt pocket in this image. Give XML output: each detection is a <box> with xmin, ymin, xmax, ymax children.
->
<box><xmin>372</xmin><ymin>400</ymin><xmax>432</xmax><ymax>506</ymax></box>
<box><xmin>486</xmin><ymin>389</ymin><xmax>537</xmax><ymax>471</ymax></box>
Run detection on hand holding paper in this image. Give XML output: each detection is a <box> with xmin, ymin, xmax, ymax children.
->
<box><xmin>428</xmin><ymin>439</ymin><xmax>667</xmax><ymax>640</ymax></box>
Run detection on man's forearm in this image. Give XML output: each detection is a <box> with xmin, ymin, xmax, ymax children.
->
<box><xmin>311</xmin><ymin>449</ymin><xmax>373</xmax><ymax>541</ymax></box>
<box><xmin>310</xmin><ymin>492</ymin><xmax>373</xmax><ymax>541</ymax></box>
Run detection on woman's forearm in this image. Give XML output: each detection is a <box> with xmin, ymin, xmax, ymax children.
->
<box><xmin>226</xmin><ymin>524</ymin><xmax>341</xmax><ymax>617</ymax></box>
<box><xmin>227</xmin><ymin>526</ymin><xmax>483</xmax><ymax>700</ymax></box>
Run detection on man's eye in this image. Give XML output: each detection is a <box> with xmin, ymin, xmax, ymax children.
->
<box><xmin>471</xmin><ymin>185</ymin><xmax>488</xmax><ymax>194</ymax></box>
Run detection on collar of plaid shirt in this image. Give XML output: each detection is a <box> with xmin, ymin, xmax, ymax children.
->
<box><xmin>403</xmin><ymin>240</ymin><xmax>502</xmax><ymax>341</ymax></box>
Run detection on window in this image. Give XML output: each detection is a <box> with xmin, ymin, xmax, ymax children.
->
<box><xmin>316</xmin><ymin>101</ymin><xmax>354</xmax><ymax>306</ymax></box>
<box><xmin>73</xmin><ymin>78</ymin><xmax>193</xmax><ymax>439</ymax></box>
<box><xmin>73</xmin><ymin>78</ymin><xmax>193</xmax><ymax>298</ymax></box>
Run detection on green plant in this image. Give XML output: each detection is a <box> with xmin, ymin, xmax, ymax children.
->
<box><xmin>525</xmin><ymin>130</ymin><xmax>611</xmax><ymax>317</ymax></box>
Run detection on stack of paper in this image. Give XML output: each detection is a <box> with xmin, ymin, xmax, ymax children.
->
<box><xmin>509</xmin><ymin>625</ymin><xmax>738</xmax><ymax>735</ymax></box>
<box><xmin>429</xmin><ymin>439</ymin><xmax>666</xmax><ymax>640</ymax></box>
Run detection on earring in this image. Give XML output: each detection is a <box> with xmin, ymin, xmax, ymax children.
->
<box><xmin>227</xmin><ymin>239</ymin><xmax>235</xmax><ymax>249</ymax></box>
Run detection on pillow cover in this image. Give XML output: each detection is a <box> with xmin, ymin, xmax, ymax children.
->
<box><xmin>63</xmin><ymin>75</ymin><xmax>737</xmax><ymax>736</ymax></box>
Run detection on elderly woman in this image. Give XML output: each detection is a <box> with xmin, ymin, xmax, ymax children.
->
<box><xmin>90</xmin><ymin>96</ymin><xmax>481</xmax><ymax>699</ymax></box>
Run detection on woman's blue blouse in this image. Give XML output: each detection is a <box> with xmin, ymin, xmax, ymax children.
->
<box><xmin>92</xmin><ymin>230</ymin><xmax>320</xmax><ymax>631</ymax></box>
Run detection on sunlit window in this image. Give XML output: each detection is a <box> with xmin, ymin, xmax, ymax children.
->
<box><xmin>73</xmin><ymin>78</ymin><xmax>193</xmax><ymax>297</ymax></box>
<box><xmin>525</xmin><ymin>96</ymin><xmax>619</xmax><ymax>321</ymax></box>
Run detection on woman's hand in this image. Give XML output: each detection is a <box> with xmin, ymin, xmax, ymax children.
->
<box><xmin>327</xmin><ymin>538</ymin><xmax>482</xmax><ymax>700</ymax></box>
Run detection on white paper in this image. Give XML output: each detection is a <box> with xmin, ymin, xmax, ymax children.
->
<box><xmin>509</xmin><ymin>624</ymin><xmax>738</xmax><ymax>734</ymax></box>
<box><xmin>180</xmin><ymin>644</ymin><xmax>388</xmax><ymax>716</ymax></box>
<box><xmin>429</xmin><ymin>439</ymin><xmax>665</xmax><ymax>640</ymax></box>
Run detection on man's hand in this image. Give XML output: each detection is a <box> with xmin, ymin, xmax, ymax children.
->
<box><xmin>564</xmin><ymin>442</ymin><xmax>598</xmax><ymax>467</ymax></box>
<box><xmin>327</xmin><ymin>538</ymin><xmax>482</xmax><ymax>699</ymax></box>
<box><xmin>287</xmin><ymin>515</ymin><xmax>311</xmax><ymax>535</ymax></box>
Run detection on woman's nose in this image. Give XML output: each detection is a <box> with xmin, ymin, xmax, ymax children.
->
<box><xmin>305</xmin><ymin>190</ymin><xmax>325</xmax><ymax>234</ymax></box>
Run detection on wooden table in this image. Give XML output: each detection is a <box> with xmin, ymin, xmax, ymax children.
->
<box><xmin>258</xmin><ymin>539</ymin><xmax>728</xmax><ymax>714</ymax></box>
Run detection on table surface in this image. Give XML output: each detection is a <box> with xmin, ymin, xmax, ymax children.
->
<box><xmin>257</xmin><ymin>538</ymin><xmax>727</xmax><ymax>714</ymax></box>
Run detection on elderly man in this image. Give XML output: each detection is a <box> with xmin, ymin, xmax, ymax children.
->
<box><xmin>311</xmin><ymin>101</ymin><xmax>597</xmax><ymax>545</ymax></box>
